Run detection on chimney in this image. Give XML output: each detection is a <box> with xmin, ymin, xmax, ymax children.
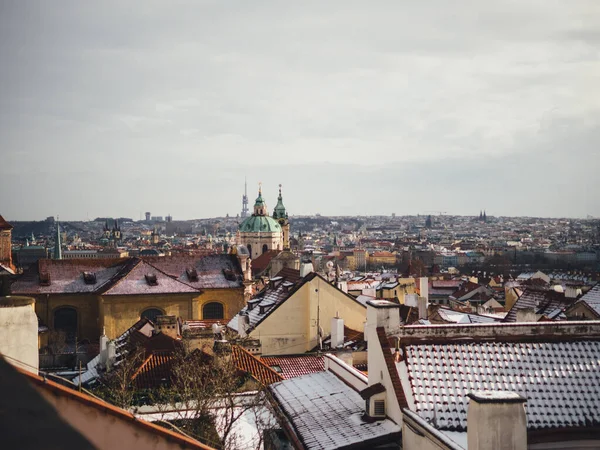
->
<box><xmin>106</xmin><ymin>341</ymin><xmax>116</xmax><ymax>370</ymax></box>
<box><xmin>467</xmin><ymin>391</ymin><xmax>527</xmax><ymax>450</ymax></box>
<box><xmin>99</xmin><ymin>328</ymin><xmax>108</xmax><ymax>365</ymax></box>
<box><xmin>239</xmin><ymin>311</ymin><xmax>250</xmax><ymax>338</ymax></box>
<box><xmin>404</xmin><ymin>293</ymin><xmax>418</xmax><ymax>307</ymax></box>
<box><xmin>366</xmin><ymin>300</ymin><xmax>400</xmax><ymax>344</ymax></box>
<box><xmin>419</xmin><ymin>277</ymin><xmax>429</xmax><ymax>302</ymax></box>
<box><xmin>299</xmin><ymin>262</ymin><xmax>313</xmax><ymax>278</ymax></box>
<box><xmin>331</xmin><ymin>314</ymin><xmax>344</xmax><ymax>348</ymax></box>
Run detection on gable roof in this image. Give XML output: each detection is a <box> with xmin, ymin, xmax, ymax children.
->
<box><xmin>571</xmin><ymin>283</ymin><xmax>600</xmax><ymax>318</ymax></box>
<box><xmin>231</xmin><ymin>345</ymin><xmax>283</xmax><ymax>385</ymax></box>
<box><xmin>101</xmin><ymin>259</ymin><xmax>198</xmax><ymax>295</ymax></box>
<box><xmin>228</xmin><ymin>272</ymin><xmax>365</xmax><ymax>334</ymax></box>
<box><xmin>503</xmin><ymin>287</ymin><xmax>573</xmax><ymax>322</ymax></box>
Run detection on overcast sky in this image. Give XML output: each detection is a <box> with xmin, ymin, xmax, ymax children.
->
<box><xmin>1</xmin><ymin>1</ymin><xmax>599</xmax><ymax>220</ymax></box>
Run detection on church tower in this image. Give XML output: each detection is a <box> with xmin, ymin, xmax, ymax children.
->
<box><xmin>272</xmin><ymin>184</ymin><xmax>290</xmax><ymax>250</ymax></box>
<box><xmin>237</xmin><ymin>184</ymin><xmax>284</xmax><ymax>259</ymax></box>
<box><xmin>53</xmin><ymin>220</ymin><xmax>62</xmax><ymax>260</ymax></box>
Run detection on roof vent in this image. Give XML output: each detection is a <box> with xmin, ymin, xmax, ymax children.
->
<box><xmin>145</xmin><ymin>273</ymin><xmax>158</xmax><ymax>286</ymax></box>
<box><xmin>82</xmin><ymin>271</ymin><xmax>97</xmax><ymax>285</ymax></box>
<box><xmin>186</xmin><ymin>267</ymin><xmax>198</xmax><ymax>281</ymax></box>
<box><xmin>259</xmin><ymin>302</ymin><xmax>274</xmax><ymax>315</ymax></box>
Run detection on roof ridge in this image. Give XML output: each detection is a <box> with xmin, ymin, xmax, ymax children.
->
<box><xmin>97</xmin><ymin>257</ymin><xmax>142</xmax><ymax>294</ymax></box>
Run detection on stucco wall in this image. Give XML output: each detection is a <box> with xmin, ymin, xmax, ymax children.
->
<box><xmin>254</xmin><ymin>277</ymin><xmax>367</xmax><ymax>355</ymax></box>
<box><xmin>35</xmin><ymin>294</ymin><xmax>102</xmax><ymax>343</ymax></box>
<box><xmin>101</xmin><ymin>293</ymin><xmax>198</xmax><ymax>339</ymax></box>
<box><xmin>0</xmin><ymin>297</ymin><xmax>39</xmax><ymax>373</ymax></box>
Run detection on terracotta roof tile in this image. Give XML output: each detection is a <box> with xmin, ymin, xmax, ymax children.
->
<box><xmin>261</xmin><ymin>355</ymin><xmax>325</xmax><ymax>379</ymax></box>
<box><xmin>231</xmin><ymin>345</ymin><xmax>283</xmax><ymax>385</ymax></box>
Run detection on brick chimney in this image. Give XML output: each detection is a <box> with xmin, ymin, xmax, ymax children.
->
<box><xmin>467</xmin><ymin>391</ymin><xmax>527</xmax><ymax>450</ymax></box>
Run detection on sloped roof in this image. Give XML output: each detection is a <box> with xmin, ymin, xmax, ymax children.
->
<box><xmin>250</xmin><ymin>250</ymin><xmax>280</xmax><ymax>275</ymax></box>
<box><xmin>11</xmin><ymin>255</ymin><xmax>243</xmax><ymax>296</ymax></box>
<box><xmin>0</xmin><ymin>215</ymin><xmax>13</xmax><ymax>230</ymax></box>
<box><xmin>403</xmin><ymin>340</ymin><xmax>600</xmax><ymax>432</ymax></box>
<box><xmin>17</xmin><ymin>360</ymin><xmax>213</xmax><ymax>449</ymax></box>
<box><xmin>132</xmin><ymin>351</ymin><xmax>175</xmax><ymax>389</ymax></box>
<box><xmin>261</xmin><ymin>355</ymin><xmax>324</xmax><ymax>379</ymax></box>
<box><xmin>503</xmin><ymin>288</ymin><xmax>573</xmax><ymax>322</ymax></box>
<box><xmin>574</xmin><ymin>283</ymin><xmax>600</xmax><ymax>317</ymax></box>
<box><xmin>231</xmin><ymin>345</ymin><xmax>283</xmax><ymax>385</ymax></box>
<box><xmin>269</xmin><ymin>371</ymin><xmax>401</xmax><ymax>449</ymax></box>
<box><xmin>435</xmin><ymin>307</ymin><xmax>500</xmax><ymax>324</ymax></box>
<box><xmin>11</xmin><ymin>258</ymin><xmax>130</xmax><ymax>295</ymax></box>
<box><xmin>102</xmin><ymin>259</ymin><xmax>198</xmax><ymax>295</ymax></box>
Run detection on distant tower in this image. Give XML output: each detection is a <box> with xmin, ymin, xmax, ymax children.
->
<box><xmin>53</xmin><ymin>219</ymin><xmax>62</xmax><ymax>260</ymax></box>
<box><xmin>425</xmin><ymin>215</ymin><xmax>432</xmax><ymax>228</ymax></box>
<box><xmin>241</xmin><ymin>178</ymin><xmax>249</xmax><ymax>219</ymax></box>
<box><xmin>145</xmin><ymin>212</ymin><xmax>151</xmax><ymax>222</ymax></box>
<box><xmin>273</xmin><ymin>184</ymin><xmax>290</xmax><ymax>250</ymax></box>
<box><xmin>112</xmin><ymin>219</ymin><xmax>121</xmax><ymax>244</ymax></box>
<box><xmin>483</xmin><ymin>210</ymin><xmax>487</xmax><ymax>223</ymax></box>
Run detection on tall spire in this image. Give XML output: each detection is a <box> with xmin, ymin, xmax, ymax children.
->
<box><xmin>53</xmin><ymin>218</ymin><xmax>62</xmax><ymax>260</ymax></box>
<box><xmin>241</xmin><ymin>177</ymin><xmax>249</xmax><ymax>218</ymax></box>
<box><xmin>273</xmin><ymin>184</ymin><xmax>287</xmax><ymax>220</ymax></box>
<box><xmin>253</xmin><ymin>182</ymin><xmax>266</xmax><ymax>216</ymax></box>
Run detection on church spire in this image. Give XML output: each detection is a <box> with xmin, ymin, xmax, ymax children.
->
<box><xmin>53</xmin><ymin>218</ymin><xmax>62</xmax><ymax>260</ymax></box>
<box><xmin>273</xmin><ymin>184</ymin><xmax>287</xmax><ymax>220</ymax></box>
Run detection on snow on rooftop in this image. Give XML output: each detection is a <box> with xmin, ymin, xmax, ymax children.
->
<box><xmin>269</xmin><ymin>371</ymin><xmax>400</xmax><ymax>449</ymax></box>
<box><xmin>403</xmin><ymin>340</ymin><xmax>600</xmax><ymax>431</ymax></box>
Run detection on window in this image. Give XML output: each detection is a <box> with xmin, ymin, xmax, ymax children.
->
<box><xmin>247</xmin><ymin>244</ymin><xmax>252</xmax><ymax>256</ymax></box>
<box><xmin>141</xmin><ymin>308</ymin><xmax>164</xmax><ymax>323</ymax></box>
<box><xmin>374</xmin><ymin>400</ymin><xmax>385</xmax><ymax>416</ymax></box>
<box><xmin>53</xmin><ymin>307</ymin><xmax>77</xmax><ymax>343</ymax></box>
<box><xmin>203</xmin><ymin>302</ymin><xmax>224</xmax><ymax>320</ymax></box>
<box><xmin>262</xmin><ymin>244</ymin><xmax>268</xmax><ymax>254</ymax></box>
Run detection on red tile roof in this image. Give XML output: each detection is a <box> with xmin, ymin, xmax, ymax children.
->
<box><xmin>132</xmin><ymin>351</ymin><xmax>175</xmax><ymax>389</ymax></box>
<box><xmin>260</xmin><ymin>354</ymin><xmax>325</xmax><ymax>379</ymax></box>
<box><xmin>231</xmin><ymin>345</ymin><xmax>283</xmax><ymax>385</ymax></box>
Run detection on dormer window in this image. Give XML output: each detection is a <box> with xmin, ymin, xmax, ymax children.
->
<box><xmin>223</xmin><ymin>269</ymin><xmax>237</xmax><ymax>281</ymax></box>
<box><xmin>83</xmin><ymin>271</ymin><xmax>97</xmax><ymax>285</ymax></box>
<box><xmin>360</xmin><ymin>383</ymin><xmax>387</xmax><ymax>420</ymax></box>
<box><xmin>145</xmin><ymin>274</ymin><xmax>158</xmax><ymax>286</ymax></box>
<box><xmin>259</xmin><ymin>302</ymin><xmax>274</xmax><ymax>315</ymax></box>
<box><xmin>40</xmin><ymin>272</ymin><xmax>51</xmax><ymax>286</ymax></box>
<box><xmin>186</xmin><ymin>267</ymin><xmax>198</xmax><ymax>282</ymax></box>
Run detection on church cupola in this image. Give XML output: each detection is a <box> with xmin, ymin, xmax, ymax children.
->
<box><xmin>253</xmin><ymin>184</ymin><xmax>267</xmax><ymax>216</ymax></box>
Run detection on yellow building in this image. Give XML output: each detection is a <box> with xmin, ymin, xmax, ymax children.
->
<box><xmin>228</xmin><ymin>269</ymin><xmax>367</xmax><ymax>356</ymax></box>
<box><xmin>368</xmin><ymin>251</ymin><xmax>397</xmax><ymax>267</ymax></box>
<box><xmin>11</xmin><ymin>254</ymin><xmax>250</xmax><ymax>342</ymax></box>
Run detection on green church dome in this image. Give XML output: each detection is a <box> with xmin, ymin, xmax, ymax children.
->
<box><xmin>239</xmin><ymin>215</ymin><xmax>282</xmax><ymax>233</ymax></box>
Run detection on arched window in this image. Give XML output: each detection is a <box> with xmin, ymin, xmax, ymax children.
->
<box><xmin>203</xmin><ymin>302</ymin><xmax>224</xmax><ymax>320</ymax></box>
<box><xmin>247</xmin><ymin>244</ymin><xmax>252</xmax><ymax>256</ymax></box>
<box><xmin>53</xmin><ymin>307</ymin><xmax>77</xmax><ymax>343</ymax></box>
<box><xmin>262</xmin><ymin>244</ymin><xmax>268</xmax><ymax>254</ymax></box>
<box><xmin>141</xmin><ymin>308</ymin><xmax>165</xmax><ymax>323</ymax></box>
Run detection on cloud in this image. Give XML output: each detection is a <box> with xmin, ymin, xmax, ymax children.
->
<box><xmin>0</xmin><ymin>1</ymin><xmax>599</xmax><ymax>219</ymax></box>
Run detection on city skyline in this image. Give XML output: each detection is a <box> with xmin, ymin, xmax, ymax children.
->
<box><xmin>1</xmin><ymin>1</ymin><xmax>599</xmax><ymax>220</ymax></box>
